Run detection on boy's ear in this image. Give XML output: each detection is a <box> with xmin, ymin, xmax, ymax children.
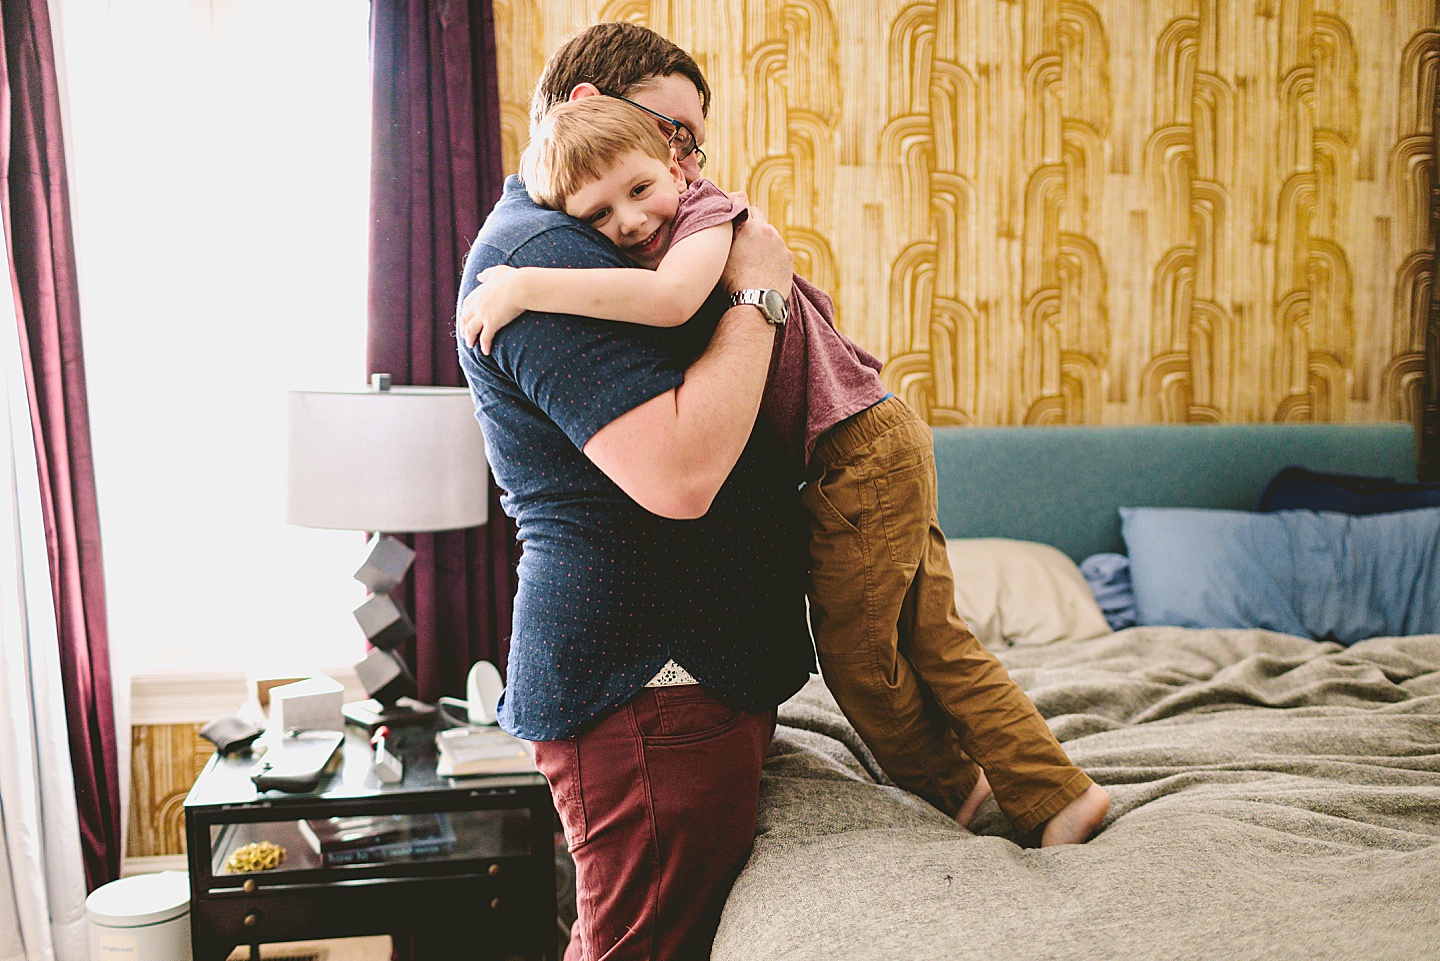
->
<box><xmin>568</xmin><ymin>82</ymin><xmax>602</xmax><ymax>102</ymax></box>
<box><xmin>668</xmin><ymin>148</ymin><xmax>685</xmax><ymax>189</ymax></box>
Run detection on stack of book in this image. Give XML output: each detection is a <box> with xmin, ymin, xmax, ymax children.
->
<box><xmin>435</xmin><ymin>726</ymin><xmax>532</xmax><ymax>777</ymax></box>
<box><xmin>298</xmin><ymin>812</ymin><xmax>456</xmax><ymax>867</ymax></box>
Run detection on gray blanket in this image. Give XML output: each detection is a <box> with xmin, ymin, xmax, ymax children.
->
<box><xmin>712</xmin><ymin>628</ymin><xmax>1440</xmax><ymax>961</ymax></box>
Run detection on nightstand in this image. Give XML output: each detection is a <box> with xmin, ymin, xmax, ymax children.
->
<box><xmin>183</xmin><ymin>723</ymin><xmax>556</xmax><ymax>961</ymax></box>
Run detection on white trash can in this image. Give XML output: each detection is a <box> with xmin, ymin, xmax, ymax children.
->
<box><xmin>86</xmin><ymin>871</ymin><xmax>193</xmax><ymax>961</ymax></box>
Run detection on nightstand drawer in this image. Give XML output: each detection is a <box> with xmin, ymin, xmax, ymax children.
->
<box><xmin>193</xmin><ymin>874</ymin><xmax>531</xmax><ymax>943</ymax></box>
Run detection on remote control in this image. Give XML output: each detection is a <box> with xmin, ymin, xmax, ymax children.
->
<box><xmin>249</xmin><ymin>730</ymin><xmax>344</xmax><ymax>793</ymax></box>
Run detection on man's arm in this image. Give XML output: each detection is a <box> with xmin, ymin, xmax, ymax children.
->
<box><xmin>582</xmin><ymin>205</ymin><xmax>793</xmax><ymax>519</ymax></box>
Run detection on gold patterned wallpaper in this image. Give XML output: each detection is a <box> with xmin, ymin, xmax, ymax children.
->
<box><xmin>128</xmin><ymin>724</ymin><xmax>212</xmax><ymax>858</ymax></box>
<box><xmin>494</xmin><ymin>0</ymin><xmax>1437</xmax><ymax>427</ymax></box>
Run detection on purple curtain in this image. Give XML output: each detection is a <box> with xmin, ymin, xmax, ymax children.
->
<box><xmin>0</xmin><ymin>0</ymin><xmax>120</xmax><ymax>892</ymax></box>
<box><xmin>367</xmin><ymin>0</ymin><xmax>514</xmax><ymax>700</ymax></box>
<box><xmin>1424</xmin><ymin>38</ymin><xmax>1440</xmax><ymax>481</ymax></box>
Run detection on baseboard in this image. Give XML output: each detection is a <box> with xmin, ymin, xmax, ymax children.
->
<box><xmin>120</xmin><ymin>854</ymin><xmax>188</xmax><ymax>877</ymax></box>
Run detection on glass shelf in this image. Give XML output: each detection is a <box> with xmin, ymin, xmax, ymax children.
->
<box><xmin>207</xmin><ymin>807</ymin><xmax>531</xmax><ymax>884</ymax></box>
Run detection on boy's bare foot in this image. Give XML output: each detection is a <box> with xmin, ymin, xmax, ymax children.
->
<box><xmin>1040</xmin><ymin>783</ymin><xmax>1110</xmax><ymax>846</ymax></box>
<box><xmin>954</xmin><ymin>772</ymin><xmax>992</xmax><ymax>828</ymax></box>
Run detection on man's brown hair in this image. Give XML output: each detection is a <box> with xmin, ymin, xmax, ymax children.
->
<box><xmin>521</xmin><ymin>97</ymin><xmax>673</xmax><ymax>211</ymax></box>
<box><xmin>529</xmin><ymin>21</ymin><xmax>711</xmax><ymax>129</ymax></box>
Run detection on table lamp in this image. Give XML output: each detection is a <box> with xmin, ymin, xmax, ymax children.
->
<box><xmin>286</xmin><ymin>374</ymin><xmax>488</xmax><ymax>731</ymax></box>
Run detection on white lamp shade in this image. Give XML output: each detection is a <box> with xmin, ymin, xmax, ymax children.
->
<box><xmin>286</xmin><ymin>386</ymin><xmax>488</xmax><ymax>532</ymax></box>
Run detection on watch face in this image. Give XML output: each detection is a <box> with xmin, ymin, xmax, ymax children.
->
<box><xmin>762</xmin><ymin>288</ymin><xmax>787</xmax><ymax>322</ymax></box>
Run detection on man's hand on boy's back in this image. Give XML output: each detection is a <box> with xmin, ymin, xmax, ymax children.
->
<box><xmin>724</xmin><ymin>188</ymin><xmax>749</xmax><ymax>210</ymax></box>
<box><xmin>723</xmin><ymin>203</ymin><xmax>793</xmax><ymax>299</ymax></box>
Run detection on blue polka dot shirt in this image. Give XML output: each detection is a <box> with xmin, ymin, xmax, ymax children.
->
<box><xmin>456</xmin><ymin>176</ymin><xmax>815</xmax><ymax>741</ymax></box>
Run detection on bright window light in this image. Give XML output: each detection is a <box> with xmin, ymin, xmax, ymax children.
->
<box><xmin>59</xmin><ymin>1</ymin><xmax>373</xmax><ymax>678</ymax></box>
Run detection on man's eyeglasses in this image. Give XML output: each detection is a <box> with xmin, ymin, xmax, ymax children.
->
<box><xmin>598</xmin><ymin>87</ymin><xmax>706</xmax><ymax>170</ymax></box>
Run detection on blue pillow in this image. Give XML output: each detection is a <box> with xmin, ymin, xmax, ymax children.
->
<box><xmin>1119</xmin><ymin>506</ymin><xmax>1440</xmax><ymax>644</ymax></box>
<box><xmin>1079</xmin><ymin>553</ymin><xmax>1138</xmax><ymax>631</ymax></box>
<box><xmin>1257</xmin><ymin>467</ymin><xmax>1440</xmax><ymax>515</ymax></box>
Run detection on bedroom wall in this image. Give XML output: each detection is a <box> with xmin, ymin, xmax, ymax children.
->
<box><xmin>495</xmin><ymin>0</ymin><xmax>1438</xmax><ymax>427</ymax></box>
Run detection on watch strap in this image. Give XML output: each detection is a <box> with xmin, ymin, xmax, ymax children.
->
<box><xmin>729</xmin><ymin>288</ymin><xmax>787</xmax><ymax>326</ymax></box>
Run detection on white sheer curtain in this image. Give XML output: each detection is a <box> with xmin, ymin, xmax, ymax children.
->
<box><xmin>0</xmin><ymin>145</ymin><xmax>88</xmax><ymax>961</ymax></box>
<box><xmin>55</xmin><ymin>0</ymin><xmax>372</xmax><ymax>686</ymax></box>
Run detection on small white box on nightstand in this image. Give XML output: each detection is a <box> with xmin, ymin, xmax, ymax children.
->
<box><xmin>269</xmin><ymin>675</ymin><xmax>345</xmax><ymax>733</ymax></box>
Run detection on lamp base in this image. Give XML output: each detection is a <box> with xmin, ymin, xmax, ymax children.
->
<box><xmin>342</xmin><ymin>697</ymin><xmax>437</xmax><ymax>734</ymax></box>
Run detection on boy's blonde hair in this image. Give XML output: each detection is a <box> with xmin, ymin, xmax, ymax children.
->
<box><xmin>521</xmin><ymin>97</ymin><xmax>673</xmax><ymax>211</ymax></box>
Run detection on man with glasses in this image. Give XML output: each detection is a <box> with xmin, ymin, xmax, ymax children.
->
<box><xmin>455</xmin><ymin>21</ymin><xmax>812</xmax><ymax>961</ymax></box>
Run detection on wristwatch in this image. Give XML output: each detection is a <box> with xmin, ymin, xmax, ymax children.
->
<box><xmin>730</xmin><ymin>288</ymin><xmax>789</xmax><ymax>327</ymax></box>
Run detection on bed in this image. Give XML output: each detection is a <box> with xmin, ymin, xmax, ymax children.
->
<box><xmin>710</xmin><ymin>422</ymin><xmax>1440</xmax><ymax>961</ymax></box>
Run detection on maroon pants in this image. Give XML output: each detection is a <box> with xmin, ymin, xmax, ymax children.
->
<box><xmin>532</xmin><ymin>686</ymin><xmax>776</xmax><ymax>961</ymax></box>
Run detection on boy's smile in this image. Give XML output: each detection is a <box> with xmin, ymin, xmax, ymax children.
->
<box><xmin>563</xmin><ymin>148</ymin><xmax>687</xmax><ymax>270</ymax></box>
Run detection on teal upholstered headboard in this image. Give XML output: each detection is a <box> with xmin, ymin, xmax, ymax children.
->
<box><xmin>932</xmin><ymin>423</ymin><xmax>1419</xmax><ymax>563</ymax></box>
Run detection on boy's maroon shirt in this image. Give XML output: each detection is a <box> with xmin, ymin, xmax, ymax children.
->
<box><xmin>670</xmin><ymin>179</ymin><xmax>888</xmax><ymax>470</ymax></box>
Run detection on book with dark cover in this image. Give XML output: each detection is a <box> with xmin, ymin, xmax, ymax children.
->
<box><xmin>298</xmin><ymin>812</ymin><xmax>449</xmax><ymax>856</ymax></box>
<box><xmin>322</xmin><ymin>819</ymin><xmax>457</xmax><ymax>866</ymax></box>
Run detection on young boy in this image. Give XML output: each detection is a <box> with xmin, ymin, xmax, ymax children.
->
<box><xmin>462</xmin><ymin>97</ymin><xmax>1109</xmax><ymax>845</ymax></box>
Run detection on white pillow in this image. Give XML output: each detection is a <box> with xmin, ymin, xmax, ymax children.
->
<box><xmin>945</xmin><ymin>538</ymin><xmax>1111</xmax><ymax>649</ymax></box>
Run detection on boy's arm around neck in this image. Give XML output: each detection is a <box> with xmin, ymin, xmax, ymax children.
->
<box><xmin>508</xmin><ymin>223</ymin><xmax>731</xmax><ymax>329</ymax></box>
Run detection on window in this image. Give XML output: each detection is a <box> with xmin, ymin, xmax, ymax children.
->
<box><xmin>59</xmin><ymin>1</ymin><xmax>373</xmax><ymax>676</ymax></box>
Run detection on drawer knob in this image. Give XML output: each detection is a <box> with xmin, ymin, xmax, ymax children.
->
<box><xmin>487</xmin><ymin>863</ymin><xmax>500</xmax><ymax>877</ymax></box>
<box><xmin>490</xmin><ymin>898</ymin><xmax>501</xmax><ymax>910</ymax></box>
<box><xmin>243</xmin><ymin>880</ymin><xmax>257</xmax><ymax>894</ymax></box>
<box><xmin>243</xmin><ymin>913</ymin><xmax>258</xmax><ymax>928</ymax></box>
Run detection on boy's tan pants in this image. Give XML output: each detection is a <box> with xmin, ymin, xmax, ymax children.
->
<box><xmin>801</xmin><ymin>397</ymin><xmax>1092</xmax><ymax>834</ymax></box>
